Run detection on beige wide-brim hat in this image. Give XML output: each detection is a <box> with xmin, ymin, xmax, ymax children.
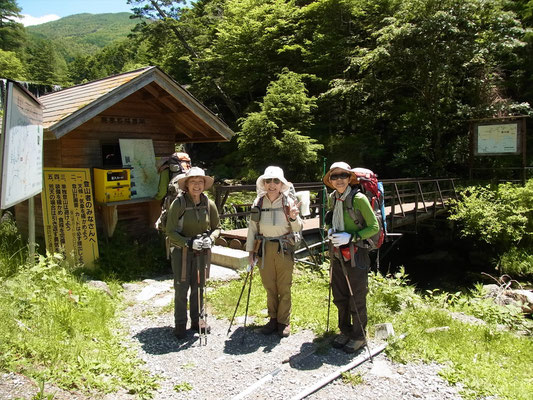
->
<box><xmin>322</xmin><ymin>161</ymin><xmax>358</xmax><ymax>189</ymax></box>
<box><xmin>177</xmin><ymin>166</ymin><xmax>214</xmax><ymax>191</ymax></box>
<box><xmin>256</xmin><ymin>166</ymin><xmax>290</xmax><ymax>193</ymax></box>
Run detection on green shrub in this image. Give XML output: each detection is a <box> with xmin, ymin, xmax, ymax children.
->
<box><xmin>449</xmin><ymin>180</ymin><xmax>532</xmax><ymax>247</ymax></box>
<box><xmin>93</xmin><ymin>226</ymin><xmax>169</xmax><ymax>281</ymax></box>
<box><xmin>449</xmin><ymin>179</ymin><xmax>533</xmax><ymax>276</ymax></box>
<box><xmin>0</xmin><ymin>213</ymin><xmax>26</xmax><ymax>279</ymax></box>
<box><xmin>499</xmin><ymin>247</ymin><xmax>533</xmax><ymax>277</ymax></box>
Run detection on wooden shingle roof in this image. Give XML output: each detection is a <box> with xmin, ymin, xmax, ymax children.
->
<box><xmin>40</xmin><ymin>66</ymin><xmax>234</xmax><ymax>142</ymax></box>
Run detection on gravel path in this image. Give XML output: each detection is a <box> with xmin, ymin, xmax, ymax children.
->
<box><xmin>1</xmin><ymin>268</ymin><xmax>466</xmax><ymax>400</ymax></box>
<box><xmin>114</xmin><ymin>270</ymin><xmax>465</xmax><ymax>400</ymax></box>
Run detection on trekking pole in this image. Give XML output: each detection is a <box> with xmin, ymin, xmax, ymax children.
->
<box><xmin>326</xmin><ymin>260</ymin><xmax>332</xmax><ymax>332</ymax></box>
<box><xmin>300</xmin><ymin>236</ymin><xmax>320</xmax><ymax>272</ymax></box>
<box><xmin>227</xmin><ymin>269</ymin><xmax>251</xmax><ymax>335</ymax></box>
<box><xmin>197</xmin><ymin>252</ymin><xmax>207</xmax><ymax>346</ymax></box>
<box><xmin>242</xmin><ymin>260</ymin><xmax>255</xmax><ymax>343</ymax></box>
<box><xmin>326</xmin><ymin>233</ymin><xmax>335</xmax><ymax>333</ymax></box>
<box><xmin>203</xmin><ymin>248</ymin><xmax>209</xmax><ymax>345</ymax></box>
<box><xmin>338</xmin><ymin>255</ymin><xmax>373</xmax><ymax>362</ymax></box>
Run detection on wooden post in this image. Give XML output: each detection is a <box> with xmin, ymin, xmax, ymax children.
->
<box><xmin>28</xmin><ymin>196</ymin><xmax>35</xmax><ymax>265</ymax></box>
<box><xmin>522</xmin><ymin>117</ymin><xmax>527</xmax><ymax>185</ymax></box>
<box><xmin>101</xmin><ymin>205</ymin><xmax>118</xmax><ymax>238</ymax></box>
<box><xmin>469</xmin><ymin>122</ymin><xmax>475</xmax><ymax>181</ymax></box>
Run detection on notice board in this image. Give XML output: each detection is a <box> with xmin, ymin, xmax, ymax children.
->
<box><xmin>0</xmin><ymin>80</ymin><xmax>43</xmax><ymax>209</ymax></box>
<box><xmin>42</xmin><ymin>168</ymin><xmax>99</xmax><ymax>268</ymax></box>
<box><xmin>474</xmin><ymin>122</ymin><xmax>521</xmax><ymax>155</ymax></box>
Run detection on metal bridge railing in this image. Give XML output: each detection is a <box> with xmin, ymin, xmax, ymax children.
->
<box><xmin>214</xmin><ymin>178</ymin><xmax>458</xmax><ymax>232</ymax></box>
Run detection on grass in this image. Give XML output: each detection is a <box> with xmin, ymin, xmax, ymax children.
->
<box><xmin>1</xmin><ymin>213</ymin><xmax>532</xmax><ymax>400</ymax></box>
<box><xmin>209</xmin><ymin>264</ymin><xmax>335</xmax><ymax>334</ymax></box>
<box><xmin>0</xmin><ymin>219</ymin><xmax>159</xmax><ymax>398</ymax></box>
<box><xmin>341</xmin><ymin>371</ymin><xmax>364</xmax><ymax>386</ymax></box>
<box><xmin>209</xmin><ymin>263</ymin><xmax>533</xmax><ymax>400</ymax></box>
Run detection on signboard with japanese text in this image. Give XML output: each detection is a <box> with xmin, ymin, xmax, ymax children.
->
<box><xmin>0</xmin><ymin>80</ymin><xmax>43</xmax><ymax>209</ymax></box>
<box><xmin>474</xmin><ymin>122</ymin><xmax>521</xmax><ymax>155</ymax></box>
<box><xmin>42</xmin><ymin>168</ymin><xmax>99</xmax><ymax>268</ymax></box>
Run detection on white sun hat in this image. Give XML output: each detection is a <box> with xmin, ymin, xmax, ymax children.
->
<box><xmin>256</xmin><ymin>166</ymin><xmax>290</xmax><ymax>194</ymax></box>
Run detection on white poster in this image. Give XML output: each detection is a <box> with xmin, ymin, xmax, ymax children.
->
<box><xmin>476</xmin><ymin>123</ymin><xmax>519</xmax><ymax>154</ymax></box>
<box><xmin>119</xmin><ymin>139</ymin><xmax>158</xmax><ymax>199</ymax></box>
<box><xmin>0</xmin><ymin>81</ymin><xmax>43</xmax><ymax>209</ymax></box>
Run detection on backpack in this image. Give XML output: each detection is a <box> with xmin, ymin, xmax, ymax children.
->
<box><xmin>344</xmin><ymin>167</ymin><xmax>386</xmax><ymax>250</ymax></box>
<box><xmin>154</xmin><ymin>152</ymin><xmax>191</xmax><ymax>232</ymax></box>
<box><xmin>168</xmin><ymin>152</ymin><xmax>191</xmax><ymax>181</ymax></box>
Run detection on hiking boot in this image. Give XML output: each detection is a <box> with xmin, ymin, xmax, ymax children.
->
<box><xmin>174</xmin><ymin>324</ymin><xmax>187</xmax><ymax>339</ymax></box>
<box><xmin>332</xmin><ymin>333</ymin><xmax>350</xmax><ymax>349</ymax></box>
<box><xmin>191</xmin><ymin>319</ymin><xmax>211</xmax><ymax>334</ymax></box>
<box><xmin>260</xmin><ymin>318</ymin><xmax>277</xmax><ymax>335</ymax></box>
<box><xmin>277</xmin><ymin>323</ymin><xmax>290</xmax><ymax>338</ymax></box>
<box><xmin>343</xmin><ymin>338</ymin><xmax>366</xmax><ymax>354</ymax></box>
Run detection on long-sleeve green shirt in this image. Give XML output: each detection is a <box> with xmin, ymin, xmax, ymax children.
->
<box><xmin>165</xmin><ymin>192</ymin><xmax>220</xmax><ymax>248</ymax></box>
<box><xmin>327</xmin><ymin>190</ymin><xmax>379</xmax><ymax>241</ymax></box>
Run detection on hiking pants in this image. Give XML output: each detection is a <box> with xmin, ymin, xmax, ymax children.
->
<box><xmin>171</xmin><ymin>246</ymin><xmax>207</xmax><ymax>327</ymax></box>
<box><xmin>331</xmin><ymin>250</ymin><xmax>369</xmax><ymax>341</ymax></box>
<box><xmin>258</xmin><ymin>240</ymin><xmax>294</xmax><ymax>325</ymax></box>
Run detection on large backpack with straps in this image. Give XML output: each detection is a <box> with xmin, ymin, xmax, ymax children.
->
<box><xmin>155</xmin><ymin>152</ymin><xmax>191</xmax><ymax>232</ymax></box>
<box><xmin>344</xmin><ymin>167</ymin><xmax>386</xmax><ymax>250</ymax></box>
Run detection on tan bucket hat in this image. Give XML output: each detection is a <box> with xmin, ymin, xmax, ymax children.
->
<box><xmin>177</xmin><ymin>167</ymin><xmax>214</xmax><ymax>191</ymax></box>
<box><xmin>322</xmin><ymin>161</ymin><xmax>358</xmax><ymax>189</ymax></box>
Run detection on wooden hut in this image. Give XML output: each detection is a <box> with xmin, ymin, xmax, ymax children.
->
<box><xmin>15</xmin><ymin>66</ymin><xmax>234</xmax><ymax>242</ymax></box>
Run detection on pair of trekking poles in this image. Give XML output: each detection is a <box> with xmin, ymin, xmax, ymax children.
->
<box><xmin>227</xmin><ymin>258</ymin><xmax>256</xmax><ymax>342</ymax></box>
<box><xmin>194</xmin><ymin>233</ymin><xmax>212</xmax><ymax>346</ymax></box>
<box><xmin>226</xmin><ymin>235</ymin><xmax>371</xmax><ymax>359</ymax></box>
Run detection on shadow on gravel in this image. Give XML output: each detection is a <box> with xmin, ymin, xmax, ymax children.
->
<box><xmin>287</xmin><ymin>340</ymin><xmax>359</xmax><ymax>371</ymax></box>
<box><xmin>223</xmin><ymin>326</ymin><xmax>281</xmax><ymax>355</ymax></box>
<box><xmin>135</xmin><ymin>326</ymin><xmax>198</xmax><ymax>354</ymax></box>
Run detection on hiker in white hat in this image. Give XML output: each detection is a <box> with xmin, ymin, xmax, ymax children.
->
<box><xmin>165</xmin><ymin>167</ymin><xmax>220</xmax><ymax>340</ymax></box>
<box><xmin>323</xmin><ymin>161</ymin><xmax>379</xmax><ymax>353</ymax></box>
<box><xmin>245</xmin><ymin>166</ymin><xmax>303</xmax><ymax>337</ymax></box>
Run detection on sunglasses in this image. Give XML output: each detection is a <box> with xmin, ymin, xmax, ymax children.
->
<box><xmin>264</xmin><ymin>178</ymin><xmax>281</xmax><ymax>184</ymax></box>
<box><xmin>330</xmin><ymin>173</ymin><xmax>351</xmax><ymax>181</ymax></box>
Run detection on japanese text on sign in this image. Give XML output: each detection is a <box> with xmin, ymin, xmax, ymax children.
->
<box><xmin>42</xmin><ymin>168</ymin><xmax>99</xmax><ymax>268</ymax></box>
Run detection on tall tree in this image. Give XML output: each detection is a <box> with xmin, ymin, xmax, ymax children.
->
<box><xmin>128</xmin><ymin>0</ymin><xmax>239</xmax><ymax>118</ymax></box>
<box><xmin>26</xmin><ymin>40</ymin><xmax>69</xmax><ymax>86</ymax></box>
<box><xmin>0</xmin><ymin>0</ymin><xmax>26</xmax><ymax>51</ymax></box>
<box><xmin>327</xmin><ymin>0</ymin><xmax>527</xmax><ymax>177</ymax></box>
<box><xmin>238</xmin><ymin>68</ymin><xmax>323</xmax><ymax>180</ymax></box>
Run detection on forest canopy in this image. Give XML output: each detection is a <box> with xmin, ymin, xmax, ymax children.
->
<box><xmin>2</xmin><ymin>0</ymin><xmax>532</xmax><ymax>181</ymax></box>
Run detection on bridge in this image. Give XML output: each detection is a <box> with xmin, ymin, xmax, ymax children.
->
<box><xmin>210</xmin><ymin>178</ymin><xmax>458</xmax><ymax>269</ymax></box>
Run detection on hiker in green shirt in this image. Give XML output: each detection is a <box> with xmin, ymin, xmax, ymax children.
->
<box><xmin>165</xmin><ymin>167</ymin><xmax>220</xmax><ymax>340</ymax></box>
<box><xmin>323</xmin><ymin>162</ymin><xmax>379</xmax><ymax>353</ymax></box>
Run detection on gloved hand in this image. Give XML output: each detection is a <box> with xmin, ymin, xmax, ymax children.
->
<box><xmin>327</xmin><ymin>228</ymin><xmax>334</xmax><ymax>240</ymax></box>
<box><xmin>202</xmin><ymin>236</ymin><xmax>213</xmax><ymax>249</ymax></box>
<box><xmin>331</xmin><ymin>232</ymin><xmax>352</xmax><ymax>247</ymax></box>
<box><xmin>192</xmin><ymin>238</ymin><xmax>204</xmax><ymax>251</ymax></box>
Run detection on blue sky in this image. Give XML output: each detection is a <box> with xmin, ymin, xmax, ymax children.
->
<box><xmin>16</xmin><ymin>0</ymin><xmax>134</xmax><ymax>26</ymax></box>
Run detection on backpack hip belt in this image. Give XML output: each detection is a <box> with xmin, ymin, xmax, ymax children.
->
<box><xmin>332</xmin><ymin>242</ymin><xmax>358</xmax><ymax>268</ymax></box>
<box><xmin>255</xmin><ymin>233</ymin><xmax>294</xmax><ymax>268</ymax></box>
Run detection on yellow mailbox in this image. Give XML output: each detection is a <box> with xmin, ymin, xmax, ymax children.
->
<box><xmin>93</xmin><ymin>168</ymin><xmax>131</xmax><ymax>203</ymax></box>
